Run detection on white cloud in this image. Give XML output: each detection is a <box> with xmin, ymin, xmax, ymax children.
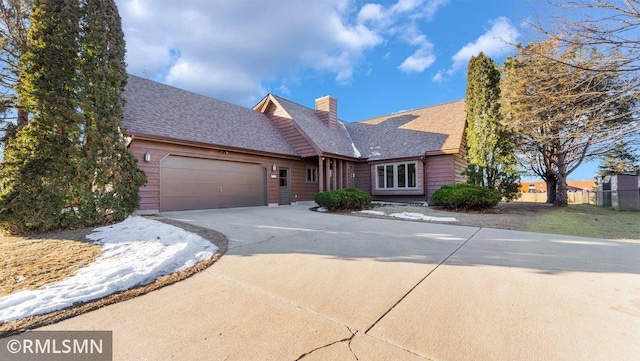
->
<box><xmin>398</xmin><ymin>40</ymin><xmax>436</xmax><ymax>73</ymax></box>
<box><xmin>448</xmin><ymin>16</ymin><xmax>520</xmax><ymax>74</ymax></box>
<box><xmin>432</xmin><ymin>70</ymin><xmax>445</xmax><ymax>83</ymax></box>
<box><xmin>115</xmin><ymin>0</ymin><xmax>450</xmax><ymax>105</ymax></box>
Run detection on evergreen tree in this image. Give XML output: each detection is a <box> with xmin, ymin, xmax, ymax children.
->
<box><xmin>0</xmin><ymin>0</ymin><xmax>145</xmax><ymax>233</ymax></box>
<box><xmin>463</xmin><ymin>52</ymin><xmax>520</xmax><ymax>201</ymax></box>
<box><xmin>77</xmin><ymin>0</ymin><xmax>145</xmax><ymax>224</ymax></box>
<box><xmin>597</xmin><ymin>142</ymin><xmax>639</xmax><ymax>176</ymax></box>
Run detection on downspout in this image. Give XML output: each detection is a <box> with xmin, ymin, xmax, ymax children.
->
<box><xmin>422</xmin><ymin>154</ymin><xmax>428</xmax><ymax>204</ymax></box>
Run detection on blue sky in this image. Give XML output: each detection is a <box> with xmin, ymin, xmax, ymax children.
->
<box><xmin>115</xmin><ymin>0</ymin><xmax>600</xmax><ymax>180</ymax></box>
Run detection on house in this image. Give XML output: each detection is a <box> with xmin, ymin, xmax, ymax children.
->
<box><xmin>519</xmin><ymin>180</ymin><xmax>597</xmax><ymax>193</ymax></box>
<box><xmin>124</xmin><ymin>75</ymin><xmax>467</xmax><ymax>213</ymax></box>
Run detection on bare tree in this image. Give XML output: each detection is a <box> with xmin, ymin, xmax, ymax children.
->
<box><xmin>500</xmin><ymin>38</ymin><xmax>637</xmax><ymax>206</ymax></box>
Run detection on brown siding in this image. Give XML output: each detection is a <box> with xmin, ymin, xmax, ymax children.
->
<box><xmin>425</xmin><ymin>155</ymin><xmax>456</xmax><ymax>199</ymax></box>
<box><xmin>455</xmin><ymin>130</ymin><xmax>468</xmax><ymax>184</ymax></box>
<box><xmin>129</xmin><ymin>138</ymin><xmax>316</xmax><ymax>212</ymax></box>
<box><xmin>354</xmin><ymin>162</ymin><xmax>371</xmax><ymax>194</ymax></box>
<box><xmin>265</xmin><ymin>103</ymin><xmax>317</xmax><ymax>157</ymax></box>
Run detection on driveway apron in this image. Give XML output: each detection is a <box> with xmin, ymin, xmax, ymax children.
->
<box><xmin>42</xmin><ymin>204</ymin><xmax>640</xmax><ymax>360</ymax></box>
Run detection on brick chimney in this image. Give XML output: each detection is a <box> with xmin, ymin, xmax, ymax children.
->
<box><xmin>315</xmin><ymin>96</ymin><xmax>338</xmax><ymax>130</ymax></box>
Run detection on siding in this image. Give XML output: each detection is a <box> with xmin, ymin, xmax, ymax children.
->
<box><xmin>354</xmin><ymin>162</ymin><xmax>372</xmax><ymax>194</ymax></box>
<box><xmin>129</xmin><ymin>138</ymin><xmax>317</xmax><ymax>212</ymax></box>
<box><xmin>425</xmin><ymin>155</ymin><xmax>456</xmax><ymax>199</ymax></box>
<box><xmin>265</xmin><ymin>103</ymin><xmax>317</xmax><ymax>157</ymax></box>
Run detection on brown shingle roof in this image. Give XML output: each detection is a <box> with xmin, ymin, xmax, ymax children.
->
<box><xmin>269</xmin><ymin>95</ymin><xmax>361</xmax><ymax>159</ymax></box>
<box><xmin>123</xmin><ymin>75</ymin><xmax>298</xmax><ymax>156</ymax></box>
<box><xmin>346</xmin><ymin>100</ymin><xmax>466</xmax><ymax>161</ymax></box>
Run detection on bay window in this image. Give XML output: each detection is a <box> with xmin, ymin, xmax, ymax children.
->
<box><xmin>375</xmin><ymin>162</ymin><xmax>418</xmax><ymax>189</ymax></box>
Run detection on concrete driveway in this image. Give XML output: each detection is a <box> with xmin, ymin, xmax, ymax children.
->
<box><xmin>44</xmin><ymin>203</ymin><xmax>640</xmax><ymax>360</ymax></box>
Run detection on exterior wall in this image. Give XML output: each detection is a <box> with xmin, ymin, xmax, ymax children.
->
<box><xmin>425</xmin><ymin>155</ymin><xmax>457</xmax><ymax>199</ymax></box>
<box><xmin>354</xmin><ymin>162</ymin><xmax>371</xmax><ymax>194</ymax></box>
<box><xmin>129</xmin><ymin>138</ymin><xmax>317</xmax><ymax>213</ymax></box>
<box><xmin>265</xmin><ymin>103</ymin><xmax>317</xmax><ymax>157</ymax></box>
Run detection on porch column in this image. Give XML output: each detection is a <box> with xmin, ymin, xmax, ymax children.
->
<box><xmin>325</xmin><ymin>157</ymin><xmax>331</xmax><ymax>191</ymax></box>
<box><xmin>331</xmin><ymin>159</ymin><xmax>337</xmax><ymax>191</ymax></box>
<box><xmin>337</xmin><ymin>159</ymin><xmax>343</xmax><ymax>189</ymax></box>
<box><xmin>343</xmin><ymin>161</ymin><xmax>348</xmax><ymax>188</ymax></box>
<box><xmin>318</xmin><ymin>157</ymin><xmax>324</xmax><ymax>193</ymax></box>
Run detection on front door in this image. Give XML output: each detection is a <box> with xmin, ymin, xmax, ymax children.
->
<box><xmin>279</xmin><ymin>168</ymin><xmax>291</xmax><ymax>205</ymax></box>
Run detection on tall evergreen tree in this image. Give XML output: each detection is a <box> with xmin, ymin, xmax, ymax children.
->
<box><xmin>464</xmin><ymin>52</ymin><xmax>520</xmax><ymax>201</ymax></box>
<box><xmin>0</xmin><ymin>0</ymin><xmax>145</xmax><ymax>233</ymax></box>
<box><xmin>77</xmin><ymin>0</ymin><xmax>145</xmax><ymax>224</ymax></box>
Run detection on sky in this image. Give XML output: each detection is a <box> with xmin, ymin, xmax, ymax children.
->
<box><xmin>113</xmin><ymin>0</ymin><xmax>600</xmax><ymax>180</ymax></box>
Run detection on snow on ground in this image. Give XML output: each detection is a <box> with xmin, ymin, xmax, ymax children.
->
<box><xmin>0</xmin><ymin>216</ymin><xmax>218</xmax><ymax>323</ymax></box>
<box><xmin>358</xmin><ymin>210</ymin><xmax>386</xmax><ymax>216</ymax></box>
<box><xmin>389</xmin><ymin>212</ymin><xmax>458</xmax><ymax>222</ymax></box>
<box><xmin>356</xmin><ymin>210</ymin><xmax>458</xmax><ymax>222</ymax></box>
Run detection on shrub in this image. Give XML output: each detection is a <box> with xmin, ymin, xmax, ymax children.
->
<box><xmin>430</xmin><ymin>183</ymin><xmax>500</xmax><ymax>211</ymax></box>
<box><xmin>315</xmin><ymin>188</ymin><xmax>371</xmax><ymax>211</ymax></box>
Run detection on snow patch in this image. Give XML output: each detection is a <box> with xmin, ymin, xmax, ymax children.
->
<box><xmin>0</xmin><ymin>216</ymin><xmax>218</xmax><ymax>322</ymax></box>
<box><xmin>317</xmin><ymin>207</ymin><xmax>329</xmax><ymax>213</ymax></box>
<box><xmin>389</xmin><ymin>212</ymin><xmax>458</xmax><ymax>222</ymax></box>
<box><xmin>357</xmin><ymin>210</ymin><xmax>385</xmax><ymax>216</ymax></box>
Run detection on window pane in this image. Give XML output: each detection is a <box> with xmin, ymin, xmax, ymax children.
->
<box><xmin>398</xmin><ymin>164</ymin><xmax>406</xmax><ymax>188</ymax></box>
<box><xmin>279</xmin><ymin>169</ymin><xmax>287</xmax><ymax>186</ymax></box>
<box><xmin>408</xmin><ymin>163</ymin><xmax>417</xmax><ymax>187</ymax></box>
<box><xmin>377</xmin><ymin>166</ymin><xmax>385</xmax><ymax>188</ymax></box>
<box><xmin>386</xmin><ymin>165</ymin><xmax>394</xmax><ymax>188</ymax></box>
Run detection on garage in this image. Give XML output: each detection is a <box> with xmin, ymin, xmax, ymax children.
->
<box><xmin>160</xmin><ymin>155</ymin><xmax>266</xmax><ymax>211</ymax></box>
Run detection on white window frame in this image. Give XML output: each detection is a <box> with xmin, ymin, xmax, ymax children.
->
<box><xmin>375</xmin><ymin>161</ymin><xmax>418</xmax><ymax>190</ymax></box>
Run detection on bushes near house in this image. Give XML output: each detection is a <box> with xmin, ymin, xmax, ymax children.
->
<box><xmin>315</xmin><ymin>188</ymin><xmax>371</xmax><ymax>211</ymax></box>
<box><xmin>430</xmin><ymin>183</ymin><xmax>501</xmax><ymax>211</ymax></box>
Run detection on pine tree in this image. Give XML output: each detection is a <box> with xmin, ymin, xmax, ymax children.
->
<box><xmin>0</xmin><ymin>0</ymin><xmax>145</xmax><ymax>233</ymax></box>
<box><xmin>463</xmin><ymin>52</ymin><xmax>520</xmax><ymax>201</ymax></box>
<box><xmin>598</xmin><ymin>142</ymin><xmax>639</xmax><ymax>176</ymax></box>
<box><xmin>77</xmin><ymin>0</ymin><xmax>145</xmax><ymax>224</ymax></box>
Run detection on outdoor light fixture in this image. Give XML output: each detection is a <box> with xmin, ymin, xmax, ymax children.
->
<box><xmin>272</xmin><ymin>164</ymin><xmax>277</xmax><ymax>171</ymax></box>
<box><xmin>144</xmin><ymin>152</ymin><xmax>151</xmax><ymax>162</ymax></box>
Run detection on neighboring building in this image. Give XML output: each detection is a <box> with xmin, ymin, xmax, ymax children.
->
<box><xmin>519</xmin><ymin>180</ymin><xmax>597</xmax><ymax>193</ymax></box>
<box><xmin>124</xmin><ymin>75</ymin><xmax>467</xmax><ymax>213</ymax></box>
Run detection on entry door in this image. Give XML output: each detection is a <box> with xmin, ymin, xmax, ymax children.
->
<box><xmin>279</xmin><ymin>168</ymin><xmax>291</xmax><ymax>205</ymax></box>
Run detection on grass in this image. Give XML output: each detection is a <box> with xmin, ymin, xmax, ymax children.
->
<box><xmin>0</xmin><ymin>228</ymin><xmax>101</xmax><ymax>297</ymax></box>
<box><xmin>366</xmin><ymin>202</ymin><xmax>639</xmax><ymax>241</ymax></box>
<box><xmin>526</xmin><ymin>204</ymin><xmax>640</xmax><ymax>240</ymax></box>
<box><xmin>0</xmin><ymin>217</ymin><xmax>227</xmax><ymax>337</ymax></box>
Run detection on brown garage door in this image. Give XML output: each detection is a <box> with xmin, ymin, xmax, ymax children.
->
<box><xmin>160</xmin><ymin>156</ymin><xmax>266</xmax><ymax>211</ymax></box>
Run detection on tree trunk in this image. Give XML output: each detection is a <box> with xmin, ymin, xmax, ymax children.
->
<box><xmin>554</xmin><ymin>153</ymin><xmax>569</xmax><ymax>207</ymax></box>
<box><xmin>17</xmin><ymin>108</ymin><xmax>28</xmax><ymax>127</ymax></box>
<box><xmin>545</xmin><ymin>178</ymin><xmax>557</xmax><ymax>204</ymax></box>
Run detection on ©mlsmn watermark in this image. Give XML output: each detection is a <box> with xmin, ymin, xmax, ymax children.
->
<box><xmin>0</xmin><ymin>331</ymin><xmax>112</xmax><ymax>361</ymax></box>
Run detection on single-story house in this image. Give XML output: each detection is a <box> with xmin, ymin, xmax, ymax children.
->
<box><xmin>124</xmin><ymin>75</ymin><xmax>467</xmax><ymax>213</ymax></box>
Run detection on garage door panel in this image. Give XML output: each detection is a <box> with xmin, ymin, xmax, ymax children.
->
<box><xmin>160</xmin><ymin>156</ymin><xmax>266</xmax><ymax>211</ymax></box>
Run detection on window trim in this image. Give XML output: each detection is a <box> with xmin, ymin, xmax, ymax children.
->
<box><xmin>375</xmin><ymin>161</ymin><xmax>418</xmax><ymax>190</ymax></box>
<box><xmin>306</xmin><ymin>166</ymin><xmax>318</xmax><ymax>183</ymax></box>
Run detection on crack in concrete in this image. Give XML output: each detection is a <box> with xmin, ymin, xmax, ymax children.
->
<box><xmin>364</xmin><ymin>227</ymin><xmax>483</xmax><ymax>334</ymax></box>
<box><xmin>296</xmin><ymin>326</ymin><xmax>359</xmax><ymax>360</ymax></box>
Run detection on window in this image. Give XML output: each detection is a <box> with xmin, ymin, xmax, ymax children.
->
<box><xmin>306</xmin><ymin>167</ymin><xmax>318</xmax><ymax>183</ymax></box>
<box><xmin>376</xmin><ymin>161</ymin><xmax>418</xmax><ymax>189</ymax></box>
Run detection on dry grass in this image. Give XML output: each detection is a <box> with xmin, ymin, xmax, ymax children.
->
<box><xmin>360</xmin><ymin>202</ymin><xmax>639</xmax><ymax>241</ymax></box>
<box><xmin>0</xmin><ymin>216</ymin><xmax>227</xmax><ymax>337</ymax></box>
<box><xmin>0</xmin><ymin>228</ymin><xmax>102</xmax><ymax>297</ymax></box>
